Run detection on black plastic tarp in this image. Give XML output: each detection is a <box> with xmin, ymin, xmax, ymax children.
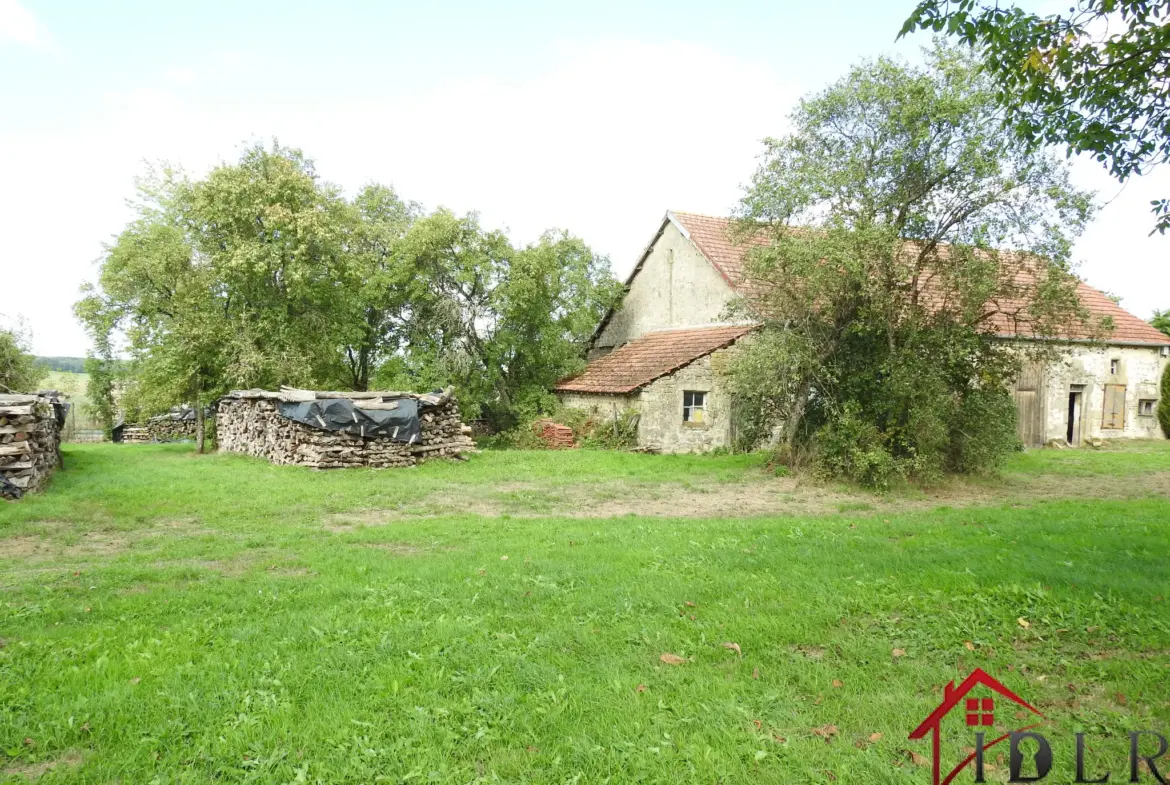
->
<box><xmin>276</xmin><ymin>397</ymin><xmax>420</xmax><ymax>442</ymax></box>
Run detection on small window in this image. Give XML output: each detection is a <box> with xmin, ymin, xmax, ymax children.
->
<box><xmin>965</xmin><ymin>697</ymin><xmax>995</xmax><ymax>727</ymax></box>
<box><xmin>1110</xmin><ymin>359</ymin><xmax>1120</xmax><ymax>375</ymax></box>
<box><xmin>1139</xmin><ymin>399</ymin><xmax>1156</xmax><ymax>417</ymax></box>
<box><xmin>682</xmin><ymin>391</ymin><xmax>706</xmax><ymax>423</ymax></box>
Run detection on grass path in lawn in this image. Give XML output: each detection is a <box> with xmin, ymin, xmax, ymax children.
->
<box><xmin>0</xmin><ymin>444</ymin><xmax>1168</xmax><ymax>783</ymax></box>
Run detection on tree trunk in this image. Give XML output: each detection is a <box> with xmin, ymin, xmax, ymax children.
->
<box><xmin>195</xmin><ymin>382</ymin><xmax>206</xmax><ymax>454</ymax></box>
<box><xmin>783</xmin><ymin>374</ymin><xmax>813</xmax><ymax>463</ymax></box>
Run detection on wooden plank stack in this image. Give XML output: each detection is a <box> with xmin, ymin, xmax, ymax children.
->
<box><xmin>535</xmin><ymin>419</ymin><xmax>576</xmax><ymax>449</ymax></box>
<box><xmin>215</xmin><ymin>387</ymin><xmax>475</xmax><ymax>469</ymax></box>
<box><xmin>0</xmin><ymin>393</ymin><xmax>63</xmax><ymax>500</ymax></box>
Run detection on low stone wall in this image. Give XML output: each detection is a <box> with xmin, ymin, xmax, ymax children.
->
<box><xmin>216</xmin><ymin>388</ymin><xmax>474</xmax><ymax>468</ymax></box>
<box><xmin>0</xmin><ymin>393</ymin><xmax>64</xmax><ymax>500</ymax></box>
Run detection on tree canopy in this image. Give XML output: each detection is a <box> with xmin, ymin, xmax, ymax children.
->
<box><xmin>729</xmin><ymin>45</ymin><xmax>1102</xmax><ymax>486</ymax></box>
<box><xmin>901</xmin><ymin>0</ymin><xmax>1170</xmax><ymax>234</ymax></box>
<box><xmin>76</xmin><ymin>143</ymin><xmax>621</xmax><ymax>436</ymax></box>
<box><xmin>0</xmin><ymin>324</ymin><xmax>45</xmax><ymax>394</ymax></box>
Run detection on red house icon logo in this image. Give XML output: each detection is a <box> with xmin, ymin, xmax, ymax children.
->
<box><xmin>909</xmin><ymin>668</ymin><xmax>1045</xmax><ymax>785</ymax></box>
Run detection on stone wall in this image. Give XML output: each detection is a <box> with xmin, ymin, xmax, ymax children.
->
<box><xmin>1043</xmin><ymin>344</ymin><xmax>1167</xmax><ymax>443</ymax></box>
<box><xmin>635</xmin><ymin>351</ymin><xmax>735</xmax><ymax>452</ymax></box>
<box><xmin>0</xmin><ymin>393</ymin><xmax>63</xmax><ymax>500</ymax></box>
<box><xmin>558</xmin><ymin>349</ymin><xmax>737</xmax><ymax>453</ymax></box>
<box><xmin>593</xmin><ymin>221</ymin><xmax>741</xmax><ymax>358</ymax></box>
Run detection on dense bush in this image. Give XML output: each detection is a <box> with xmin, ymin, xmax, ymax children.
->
<box><xmin>1158</xmin><ymin>363</ymin><xmax>1170</xmax><ymax>439</ymax></box>
<box><xmin>0</xmin><ymin>326</ymin><xmax>45</xmax><ymax>394</ymax></box>
<box><xmin>727</xmin><ymin>45</ymin><xmax>1094</xmax><ymax>488</ymax></box>
<box><xmin>504</xmin><ymin>405</ymin><xmax>639</xmax><ymax>450</ymax></box>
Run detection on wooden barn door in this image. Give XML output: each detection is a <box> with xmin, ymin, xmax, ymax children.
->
<box><xmin>1014</xmin><ymin>363</ymin><xmax>1045</xmax><ymax>447</ymax></box>
<box><xmin>1101</xmin><ymin>383</ymin><xmax>1127</xmax><ymax>431</ymax></box>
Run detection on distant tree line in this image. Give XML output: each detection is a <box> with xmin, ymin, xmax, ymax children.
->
<box><xmin>76</xmin><ymin>144</ymin><xmax>622</xmax><ymax>446</ymax></box>
<box><xmin>35</xmin><ymin>356</ymin><xmax>86</xmax><ymax>373</ymax></box>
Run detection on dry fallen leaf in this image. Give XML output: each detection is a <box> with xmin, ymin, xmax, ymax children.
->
<box><xmin>685</xmin><ymin>601</ymin><xmax>696</xmax><ymax>607</ymax></box>
<box><xmin>752</xmin><ymin>667</ymin><xmax>760</xmax><ymax>680</ymax></box>
<box><xmin>773</xmin><ymin>733</ymin><xmax>786</xmax><ymax>743</ymax></box>
<box><xmin>906</xmin><ymin>749</ymin><xmax>929</xmax><ymax>766</ymax></box>
<box><xmin>722</xmin><ymin>642</ymin><xmax>742</xmax><ymax>656</ymax></box>
<box><xmin>526</xmin><ymin>745</ymin><xmax>539</xmax><ymax>753</ymax></box>
<box><xmin>869</xmin><ymin>732</ymin><xmax>883</xmax><ymax>742</ymax></box>
<box><xmin>964</xmin><ymin>641</ymin><xmax>975</xmax><ymax>651</ymax></box>
<box><xmin>752</xmin><ymin>719</ymin><xmax>763</xmax><ymax>730</ymax></box>
<box><xmin>1017</xmin><ymin>617</ymin><xmax>1030</xmax><ymax>628</ymax></box>
<box><xmin>811</xmin><ymin>724</ymin><xmax>839</xmax><ymax>740</ymax></box>
<box><xmin>1115</xmin><ymin>692</ymin><xmax>1127</xmax><ymax>706</ymax></box>
<box><xmin>659</xmin><ymin>653</ymin><xmax>686</xmax><ymax>665</ymax></box>
<box><xmin>892</xmin><ymin>648</ymin><xmax>906</xmax><ymax>658</ymax></box>
<box><xmin>129</xmin><ymin>677</ymin><xmax>141</xmax><ymax>685</ymax></box>
<box><xmin>500</xmin><ymin>555</ymin><xmax>509</xmax><ymax>561</ymax></box>
<box><xmin>635</xmin><ymin>684</ymin><xmax>647</xmax><ymax>693</ymax></box>
<box><xmin>832</xmin><ymin>679</ymin><xmax>844</xmax><ymax>688</ymax></box>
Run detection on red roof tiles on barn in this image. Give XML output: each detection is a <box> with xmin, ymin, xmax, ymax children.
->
<box><xmin>668</xmin><ymin>212</ymin><xmax>1169</xmax><ymax>346</ymax></box>
<box><xmin>556</xmin><ymin>325</ymin><xmax>755</xmax><ymax>394</ymax></box>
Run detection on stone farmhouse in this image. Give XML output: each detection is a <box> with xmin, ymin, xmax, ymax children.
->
<box><xmin>555</xmin><ymin>211</ymin><xmax>1170</xmax><ymax>452</ymax></box>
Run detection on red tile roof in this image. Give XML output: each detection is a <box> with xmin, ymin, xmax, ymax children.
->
<box><xmin>556</xmin><ymin>325</ymin><xmax>754</xmax><ymax>394</ymax></box>
<box><xmin>669</xmin><ymin>212</ymin><xmax>1169</xmax><ymax>346</ymax></box>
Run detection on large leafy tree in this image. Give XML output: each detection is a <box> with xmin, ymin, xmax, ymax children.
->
<box><xmin>336</xmin><ymin>185</ymin><xmax>424</xmax><ymax>391</ymax></box>
<box><xmin>77</xmin><ymin>144</ymin><xmax>351</xmax><ymax>450</ymax></box>
<box><xmin>379</xmin><ymin>211</ymin><xmax>621</xmax><ymax>429</ymax></box>
<box><xmin>78</xmin><ymin>142</ymin><xmax>620</xmax><ymax>436</ymax></box>
<box><xmin>1151</xmin><ymin>308</ymin><xmax>1170</xmax><ymax>337</ymax></box>
<box><xmin>900</xmin><ymin>1</ymin><xmax>1170</xmax><ymax>234</ymax></box>
<box><xmin>730</xmin><ymin>45</ymin><xmax>1101</xmax><ymax>485</ymax></box>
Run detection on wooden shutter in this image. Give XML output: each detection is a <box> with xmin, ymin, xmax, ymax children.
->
<box><xmin>1102</xmin><ymin>384</ymin><xmax>1126</xmax><ymax>430</ymax></box>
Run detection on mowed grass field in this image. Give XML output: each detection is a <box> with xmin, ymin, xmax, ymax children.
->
<box><xmin>1</xmin><ymin>444</ymin><xmax>1168</xmax><ymax>783</ymax></box>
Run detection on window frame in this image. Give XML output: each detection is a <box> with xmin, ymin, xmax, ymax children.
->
<box><xmin>682</xmin><ymin>390</ymin><xmax>708</xmax><ymax>426</ymax></box>
<box><xmin>1138</xmin><ymin>399</ymin><xmax>1156</xmax><ymax>417</ymax></box>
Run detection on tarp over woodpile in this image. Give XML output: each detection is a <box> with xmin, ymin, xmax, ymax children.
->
<box><xmin>220</xmin><ymin>387</ymin><xmax>455</xmax><ymax>441</ymax></box>
<box><xmin>215</xmin><ymin>387</ymin><xmax>474</xmax><ymax>469</ymax></box>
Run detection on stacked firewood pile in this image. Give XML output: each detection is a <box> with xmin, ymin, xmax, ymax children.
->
<box><xmin>144</xmin><ymin>413</ymin><xmax>198</xmax><ymax>441</ymax></box>
<box><xmin>0</xmin><ymin>393</ymin><xmax>64</xmax><ymax>500</ymax></box>
<box><xmin>121</xmin><ymin>407</ymin><xmax>200</xmax><ymax>443</ymax></box>
<box><xmin>216</xmin><ymin>387</ymin><xmax>474</xmax><ymax>469</ymax></box>
<box><xmin>121</xmin><ymin>426</ymin><xmax>151</xmax><ymax>443</ymax></box>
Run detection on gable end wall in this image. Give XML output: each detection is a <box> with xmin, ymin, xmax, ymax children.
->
<box><xmin>593</xmin><ymin>221</ymin><xmax>739</xmax><ymax>356</ymax></box>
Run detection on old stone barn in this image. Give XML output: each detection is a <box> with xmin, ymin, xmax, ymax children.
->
<box><xmin>216</xmin><ymin>387</ymin><xmax>474</xmax><ymax>468</ymax></box>
<box><xmin>555</xmin><ymin>211</ymin><xmax>1169</xmax><ymax>452</ymax></box>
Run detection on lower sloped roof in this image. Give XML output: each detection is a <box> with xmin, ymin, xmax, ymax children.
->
<box><xmin>555</xmin><ymin>325</ymin><xmax>754</xmax><ymax>394</ymax></box>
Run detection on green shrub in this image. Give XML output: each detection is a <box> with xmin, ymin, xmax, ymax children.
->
<box><xmin>1158</xmin><ymin>363</ymin><xmax>1170</xmax><ymax>439</ymax></box>
<box><xmin>502</xmin><ymin>405</ymin><xmax>640</xmax><ymax>450</ymax></box>
<box><xmin>813</xmin><ymin>405</ymin><xmax>902</xmax><ymax>490</ymax></box>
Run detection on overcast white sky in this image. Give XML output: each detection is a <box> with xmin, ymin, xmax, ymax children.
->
<box><xmin>2</xmin><ymin>0</ymin><xmax>1167</xmax><ymax>356</ymax></box>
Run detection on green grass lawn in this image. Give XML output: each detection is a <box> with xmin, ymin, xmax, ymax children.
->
<box><xmin>1</xmin><ymin>444</ymin><xmax>1168</xmax><ymax>783</ymax></box>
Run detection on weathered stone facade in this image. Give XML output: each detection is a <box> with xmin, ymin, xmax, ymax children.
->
<box><xmin>560</xmin><ymin>348</ymin><xmax>738</xmax><ymax>453</ymax></box>
<box><xmin>1042</xmin><ymin>344</ymin><xmax>1167</xmax><ymax>443</ymax></box>
<box><xmin>559</xmin><ymin>211</ymin><xmax>1170</xmax><ymax>452</ymax></box>
<box><xmin>593</xmin><ymin>221</ymin><xmax>741</xmax><ymax>359</ymax></box>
